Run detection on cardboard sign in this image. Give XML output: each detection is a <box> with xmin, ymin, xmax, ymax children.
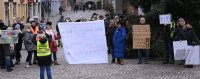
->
<box><xmin>58</xmin><ymin>20</ymin><xmax>108</xmax><ymax>64</ymax></box>
<box><xmin>132</xmin><ymin>25</ymin><xmax>151</xmax><ymax>49</ymax></box>
<box><xmin>159</xmin><ymin>14</ymin><xmax>171</xmax><ymax>24</ymax></box>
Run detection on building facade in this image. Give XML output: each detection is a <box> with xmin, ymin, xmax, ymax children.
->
<box><xmin>0</xmin><ymin>0</ymin><xmax>28</xmax><ymax>26</ymax></box>
<box><xmin>0</xmin><ymin>0</ymin><xmax>4</xmax><ymax>22</ymax></box>
<box><xmin>50</xmin><ymin>0</ymin><xmax>60</xmax><ymax>16</ymax></box>
<box><xmin>28</xmin><ymin>0</ymin><xmax>42</xmax><ymax>22</ymax></box>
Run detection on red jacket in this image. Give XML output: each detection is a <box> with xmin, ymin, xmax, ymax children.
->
<box><xmin>50</xmin><ymin>34</ymin><xmax>59</xmax><ymax>53</ymax></box>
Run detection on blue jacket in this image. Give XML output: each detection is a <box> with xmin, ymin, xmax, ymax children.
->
<box><xmin>113</xmin><ymin>26</ymin><xmax>126</xmax><ymax>58</ymax></box>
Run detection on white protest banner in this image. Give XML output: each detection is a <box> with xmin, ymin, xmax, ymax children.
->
<box><xmin>159</xmin><ymin>14</ymin><xmax>171</xmax><ymax>24</ymax></box>
<box><xmin>58</xmin><ymin>20</ymin><xmax>108</xmax><ymax>64</ymax></box>
<box><xmin>185</xmin><ymin>46</ymin><xmax>200</xmax><ymax>65</ymax></box>
<box><xmin>173</xmin><ymin>41</ymin><xmax>188</xmax><ymax>60</ymax></box>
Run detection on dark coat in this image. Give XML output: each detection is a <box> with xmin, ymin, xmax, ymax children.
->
<box><xmin>183</xmin><ymin>28</ymin><xmax>197</xmax><ymax>45</ymax></box>
<box><xmin>36</xmin><ymin>37</ymin><xmax>52</xmax><ymax>66</ymax></box>
<box><xmin>0</xmin><ymin>23</ymin><xmax>11</xmax><ymax>56</ymax></box>
<box><xmin>113</xmin><ymin>26</ymin><xmax>126</xmax><ymax>58</ymax></box>
<box><xmin>12</xmin><ymin>23</ymin><xmax>24</xmax><ymax>31</ymax></box>
<box><xmin>12</xmin><ymin>23</ymin><xmax>24</xmax><ymax>51</ymax></box>
<box><xmin>56</xmin><ymin>19</ymin><xmax>65</xmax><ymax>37</ymax></box>
<box><xmin>23</xmin><ymin>30</ymin><xmax>36</xmax><ymax>51</ymax></box>
<box><xmin>106</xmin><ymin>26</ymin><xmax>115</xmax><ymax>47</ymax></box>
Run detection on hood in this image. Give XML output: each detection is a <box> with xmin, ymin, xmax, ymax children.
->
<box><xmin>39</xmin><ymin>37</ymin><xmax>48</xmax><ymax>44</ymax></box>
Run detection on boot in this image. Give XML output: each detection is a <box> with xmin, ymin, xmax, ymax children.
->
<box><xmin>117</xmin><ymin>59</ymin><xmax>120</xmax><ymax>64</ymax></box>
<box><xmin>120</xmin><ymin>59</ymin><xmax>124</xmax><ymax>65</ymax></box>
<box><xmin>7</xmin><ymin>65</ymin><xmax>13</xmax><ymax>72</ymax></box>
<box><xmin>111</xmin><ymin>58</ymin><xmax>115</xmax><ymax>63</ymax></box>
<box><xmin>54</xmin><ymin>61</ymin><xmax>60</xmax><ymax>65</ymax></box>
<box><xmin>1</xmin><ymin>66</ymin><xmax>6</xmax><ymax>69</ymax></box>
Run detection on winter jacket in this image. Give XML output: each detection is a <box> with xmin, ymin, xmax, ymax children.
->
<box><xmin>23</xmin><ymin>30</ymin><xmax>36</xmax><ymax>51</ymax></box>
<box><xmin>36</xmin><ymin>37</ymin><xmax>52</xmax><ymax>66</ymax></box>
<box><xmin>113</xmin><ymin>26</ymin><xmax>126</xmax><ymax>58</ymax></box>
<box><xmin>184</xmin><ymin>28</ymin><xmax>197</xmax><ymax>45</ymax></box>
<box><xmin>0</xmin><ymin>23</ymin><xmax>11</xmax><ymax>56</ymax></box>
<box><xmin>50</xmin><ymin>41</ymin><xmax>58</xmax><ymax>52</ymax></box>
<box><xmin>12</xmin><ymin>23</ymin><xmax>24</xmax><ymax>51</ymax></box>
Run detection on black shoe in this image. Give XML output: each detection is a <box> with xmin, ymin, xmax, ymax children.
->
<box><xmin>7</xmin><ymin>66</ymin><xmax>13</xmax><ymax>72</ymax></box>
<box><xmin>185</xmin><ymin>65</ymin><xmax>193</xmax><ymax>68</ymax></box>
<box><xmin>169</xmin><ymin>62</ymin><xmax>175</xmax><ymax>64</ymax></box>
<box><xmin>7</xmin><ymin>68</ymin><xmax>13</xmax><ymax>72</ymax></box>
<box><xmin>33</xmin><ymin>62</ymin><xmax>37</xmax><ymax>64</ymax></box>
<box><xmin>138</xmin><ymin>62</ymin><xmax>142</xmax><ymax>64</ymax></box>
<box><xmin>162</xmin><ymin>62</ymin><xmax>169</xmax><ymax>64</ymax></box>
<box><xmin>1</xmin><ymin>66</ymin><xmax>6</xmax><ymax>69</ymax></box>
<box><xmin>111</xmin><ymin>59</ymin><xmax>115</xmax><ymax>63</ymax></box>
<box><xmin>179</xmin><ymin>62</ymin><xmax>184</xmax><ymax>65</ymax></box>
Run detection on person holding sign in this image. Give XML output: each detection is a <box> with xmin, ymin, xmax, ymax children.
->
<box><xmin>12</xmin><ymin>17</ymin><xmax>24</xmax><ymax>65</ymax></box>
<box><xmin>162</xmin><ymin>19</ymin><xmax>176</xmax><ymax>64</ymax></box>
<box><xmin>137</xmin><ymin>17</ymin><xmax>150</xmax><ymax>64</ymax></box>
<box><xmin>113</xmin><ymin>21</ymin><xmax>126</xmax><ymax>65</ymax></box>
<box><xmin>0</xmin><ymin>25</ymin><xmax>14</xmax><ymax>72</ymax></box>
<box><xmin>183</xmin><ymin>23</ymin><xmax>197</xmax><ymax>68</ymax></box>
<box><xmin>35</xmin><ymin>36</ymin><xmax>52</xmax><ymax>79</ymax></box>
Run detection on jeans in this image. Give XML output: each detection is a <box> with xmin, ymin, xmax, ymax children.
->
<box><xmin>5</xmin><ymin>56</ymin><xmax>11</xmax><ymax>66</ymax></box>
<box><xmin>138</xmin><ymin>49</ymin><xmax>149</xmax><ymax>63</ymax></box>
<box><xmin>164</xmin><ymin>40</ymin><xmax>174</xmax><ymax>63</ymax></box>
<box><xmin>40</xmin><ymin>66</ymin><xmax>52</xmax><ymax>79</ymax></box>
<box><xmin>52</xmin><ymin>52</ymin><xmax>57</xmax><ymax>61</ymax></box>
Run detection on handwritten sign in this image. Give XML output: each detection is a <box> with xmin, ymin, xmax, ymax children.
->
<box><xmin>0</xmin><ymin>30</ymin><xmax>13</xmax><ymax>44</ymax></box>
<box><xmin>173</xmin><ymin>41</ymin><xmax>188</xmax><ymax>60</ymax></box>
<box><xmin>132</xmin><ymin>25</ymin><xmax>151</xmax><ymax>49</ymax></box>
<box><xmin>0</xmin><ymin>30</ymin><xmax>19</xmax><ymax>44</ymax></box>
<box><xmin>58</xmin><ymin>20</ymin><xmax>108</xmax><ymax>64</ymax></box>
<box><xmin>185</xmin><ymin>46</ymin><xmax>200</xmax><ymax>65</ymax></box>
<box><xmin>159</xmin><ymin>14</ymin><xmax>171</xmax><ymax>24</ymax></box>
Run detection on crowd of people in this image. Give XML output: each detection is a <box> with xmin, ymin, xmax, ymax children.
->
<box><xmin>0</xmin><ymin>17</ymin><xmax>61</xmax><ymax>79</ymax></box>
<box><xmin>0</xmin><ymin>12</ymin><xmax>198</xmax><ymax>79</ymax></box>
<box><xmin>55</xmin><ymin>13</ymin><xmax>198</xmax><ymax>67</ymax></box>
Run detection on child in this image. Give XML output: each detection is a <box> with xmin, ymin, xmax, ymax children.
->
<box><xmin>45</xmin><ymin>22</ymin><xmax>59</xmax><ymax>65</ymax></box>
<box><xmin>50</xmin><ymin>39</ymin><xmax>59</xmax><ymax>65</ymax></box>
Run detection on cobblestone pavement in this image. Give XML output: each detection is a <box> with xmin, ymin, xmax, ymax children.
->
<box><xmin>1</xmin><ymin>10</ymin><xmax>200</xmax><ymax>79</ymax></box>
<box><xmin>1</xmin><ymin>47</ymin><xmax>200</xmax><ymax>79</ymax></box>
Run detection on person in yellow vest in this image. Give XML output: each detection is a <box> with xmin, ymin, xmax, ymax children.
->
<box><xmin>162</xmin><ymin>20</ymin><xmax>176</xmax><ymax>64</ymax></box>
<box><xmin>36</xmin><ymin>36</ymin><xmax>52</xmax><ymax>79</ymax></box>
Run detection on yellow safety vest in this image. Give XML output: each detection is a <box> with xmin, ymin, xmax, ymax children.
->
<box><xmin>170</xmin><ymin>22</ymin><xmax>175</xmax><ymax>38</ymax></box>
<box><xmin>37</xmin><ymin>41</ymin><xmax>51</xmax><ymax>57</ymax></box>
